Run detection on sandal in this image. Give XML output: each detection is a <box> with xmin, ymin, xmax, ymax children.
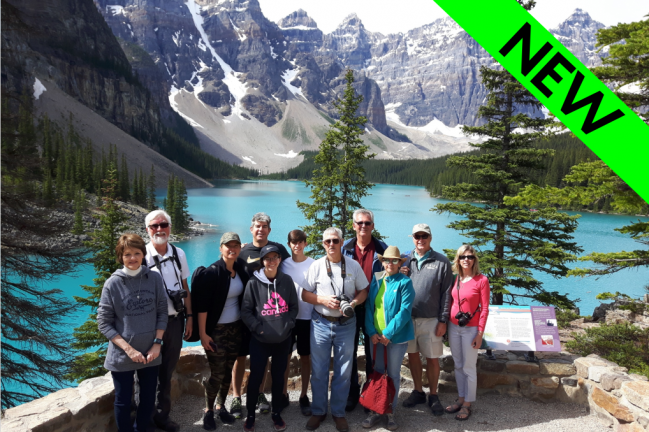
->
<box><xmin>455</xmin><ymin>405</ymin><xmax>471</xmax><ymax>421</ymax></box>
<box><xmin>445</xmin><ymin>400</ymin><xmax>462</xmax><ymax>414</ymax></box>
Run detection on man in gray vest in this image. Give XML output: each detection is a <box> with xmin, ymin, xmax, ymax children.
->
<box><xmin>144</xmin><ymin>210</ymin><xmax>193</xmax><ymax>431</ymax></box>
<box><xmin>399</xmin><ymin>223</ymin><xmax>452</xmax><ymax>416</ymax></box>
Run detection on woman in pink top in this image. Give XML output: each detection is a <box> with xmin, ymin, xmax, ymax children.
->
<box><xmin>444</xmin><ymin>245</ymin><xmax>489</xmax><ymax>421</ymax></box>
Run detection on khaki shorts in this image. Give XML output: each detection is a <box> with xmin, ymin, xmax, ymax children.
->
<box><xmin>407</xmin><ymin>317</ymin><xmax>444</xmax><ymax>359</ymax></box>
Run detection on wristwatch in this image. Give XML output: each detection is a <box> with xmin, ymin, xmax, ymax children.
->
<box><xmin>185</xmin><ymin>313</ymin><xmax>193</xmax><ymax>319</ymax></box>
<box><xmin>153</xmin><ymin>338</ymin><xmax>163</xmax><ymax>345</ymax></box>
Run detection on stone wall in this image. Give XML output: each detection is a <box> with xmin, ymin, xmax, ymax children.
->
<box><xmin>4</xmin><ymin>347</ymin><xmax>649</xmax><ymax>431</ymax></box>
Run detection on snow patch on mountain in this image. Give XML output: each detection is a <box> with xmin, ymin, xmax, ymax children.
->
<box><xmin>33</xmin><ymin>78</ymin><xmax>46</xmax><ymax>100</ymax></box>
<box><xmin>242</xmin><ymin>156</ymin><xmax>257</xmax><ymax>164</ymax></box>
<box><xmin>106</xmin><ymin>5</ymin><xmax>124</xmax><ymax>15</ymax></box>
<box><xmin>281</xmin><ymin>69</ymin><xmax>303</xmax><ymax>98</ymax></box>
<box><xmin>274</xmin><ymin>150</ymin><xmax>299</xmax><ymax>158</ymax></box>
<box><xmin>169</xmin><ymin>85</ymin><xmax>204</xmax><ymax>128</ymax></box>
<box><xmin>185</xmin><ymin>0</ymin><xmax>249</xmax><ymax>119</ymax></box>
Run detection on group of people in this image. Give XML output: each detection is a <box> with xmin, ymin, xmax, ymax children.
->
<box><xmin>97</xmin><ymin>209</ymin><xmax>491</xmax><ymax>432</ymax></box>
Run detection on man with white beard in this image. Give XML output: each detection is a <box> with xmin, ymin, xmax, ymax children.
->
<box><xmin>144</xmin><ymin>210</ymin><xmax>193</xmax><ymax>432</ymax></box>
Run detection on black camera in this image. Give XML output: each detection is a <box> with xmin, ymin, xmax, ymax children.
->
<box><xmin>336</xmin><ymin>294</ymin><xmax>355</xmax><ymax>318</ymax></box>
<box><xmin>455</xmin><ymin>311</ymin><xmax>473</xmax><ymax>327</ymax></box>
<box><xmin>168</xmin><ymin>289</ymin><xmax>188</xmax><ymax>313</ymax></box>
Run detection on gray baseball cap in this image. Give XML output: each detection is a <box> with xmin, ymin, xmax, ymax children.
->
<box><xmin>411</xmin><ymin>223</ymin><xmax>432</xmax><ymax>236</ymax></box>
<box><xmin>220</xmin><ymin>232</ymin><xmax>241</xmax><ymax>246</ymax></box>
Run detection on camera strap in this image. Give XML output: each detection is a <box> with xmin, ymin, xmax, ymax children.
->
<box><xmin>325</xmin><ymin>256</ymin><xmax>345</xmax><ymax>298</ymax></box>
<box><xmin>151</xmin><ymin>253</ymin><xmax>183</xmax><ymax>300</ymax></box>
<box><xmin>456</xmin><ymin>276</ymin><xmax>481</xmax><ymax>318</ymax></box>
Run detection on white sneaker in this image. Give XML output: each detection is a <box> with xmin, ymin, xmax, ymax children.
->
<box><xmin>386</xmin><ymin>413</ymin><xmax>398</xmax><ymax>431</ymax></box>
<box><xmin>362</xmin><ymin>411</ymin><xmax>382</xmax><ymax>428</ymax></box>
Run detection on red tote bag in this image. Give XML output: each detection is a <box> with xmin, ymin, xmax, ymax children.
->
<box><xmin>359</xmin><ymin>343</ymin><xmax>396</xmax><ymax>415</ymax></box>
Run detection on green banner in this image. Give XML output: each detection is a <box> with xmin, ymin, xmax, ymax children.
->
<box><xmin>434</xmin><ymin>0</ymin><xmax>649</xmax><ymax>202</ymax></box>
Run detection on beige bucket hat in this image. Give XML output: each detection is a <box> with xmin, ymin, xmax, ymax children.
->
<box><xmin>377</xmin><ymin>245</ymin><xmax>407</xmax><ymax>265</ymax></box>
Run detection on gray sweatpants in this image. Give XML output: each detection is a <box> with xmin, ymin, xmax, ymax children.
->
<box><xmin>448</xmin><ymin>322</ymin><xmax>479</xmax><ymax>402</ymax></box>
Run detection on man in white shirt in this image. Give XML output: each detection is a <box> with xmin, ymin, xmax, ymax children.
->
<box><xmin>302</xmin><ymin>227</ymin><xmax>369</xmax><ymax>432</ymax></box>
<box><xmin>144</xmin><ymin>210</ymin><xmax>193</xmax><ymax>432</ymax></box>
<box><xmin>279</xmin><ymin>229</ymin><xmax>315</xmax><ymax>417</ymax></box>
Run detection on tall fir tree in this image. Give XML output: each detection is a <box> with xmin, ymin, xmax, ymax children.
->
<box><xmin>164</xmin><ymin>174</ymin><xmax>176</xmax><ymax>227</ymax></box>
<box><xmin>119</xmin><ymin>154</ymin><xmax>130</xmax><ymax>202</ymax></box>
<box><xmin>72</xmin><ymin>187</ymin><xmax>86</xmax><ymax>235</ymax></box>
<box><xmin>433</xmin><ymin>0</ymin><xmax>582</xmax><ymax>309</ymax></box>
<box><xmin>66</xmin><ymin>164</ymin><xmax>128</xmax><ymax>382</ymax></box>
<box><xmin>172</xmin><ymin>177</ymin><xmax>189</xmax><ymax>234</ymax></box>
<box><xmin>147</xmin><ymin>164</ymin><xmax>157</xmax><ymax>211</ymax></box>
<box><xmin>297</xmin><ymin>69</ymin><xmax>376</xmax><ymax>255</ymax></box>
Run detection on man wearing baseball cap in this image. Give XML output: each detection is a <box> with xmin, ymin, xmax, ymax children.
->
<box><xmin>399</xmin><ymin>223</ymin><xmax>453</xmax><ymax>416</ymax></box>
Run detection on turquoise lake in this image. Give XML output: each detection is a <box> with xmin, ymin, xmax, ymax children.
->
<box><xmin>8</xmin><ymin>180</ymin><xmax>649</xmax><ymax>399</ymax></box>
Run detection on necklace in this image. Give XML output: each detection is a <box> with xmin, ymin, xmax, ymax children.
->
<box><xmin>125</xmin><ymin>272</ymin><xmax>144</xmax><ymax>299</ymax></box>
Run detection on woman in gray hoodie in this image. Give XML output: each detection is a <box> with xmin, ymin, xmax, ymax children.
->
<box><xmin>97</xmin><ymin>234</ymin><xmax>168</xmax><ymax>432</ymax></box>
<box><xmin>241</xmin><ymin>245</ymin><xmax>299</xmax><ymax>432</ymax></box>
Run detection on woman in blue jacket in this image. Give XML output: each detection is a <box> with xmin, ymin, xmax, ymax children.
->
<box><xmin>362</xmin><ymin>246</ymin><xmax>415</xmax><ymax>431</ymax></box>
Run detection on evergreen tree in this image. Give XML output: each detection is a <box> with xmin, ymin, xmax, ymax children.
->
<box><xmin>72</xmin><ymin>188</ymin><xmax>85</xmax><ymax>235</ymax></box>
<box><xmin>147</xmin><ymin>164</ymin><xmax>157</xmax><ymax>211</ymax></box>
<box><xmin>297</xmin><ymin>70</ymin><xmax>376</xmax><ymax>255</ymax></box>
<box><xmin>432</xmin><ymin>0</ymin><xmax>581</xmax><ymax>309</ymax></box>
<box><xmin>2</xmin><ymin>91</ymin><xmax>85</xmax><ymax>408</ymax></box>
<box><xmin>164</xmin><ymin>174</ymin><xmax>176</xmax><ymax>227</ymax></box>
<box><xmin>43</xmin><ymin>169</ymin><xmax>54</xmax><ymax>207</ymax></box>
<box><xmin>172</xmin><ymin>177</ymin><xmax>189</xmax><ymax>234</ymax></box>
<box><xmin>138</xmin><ymin>168</ymin><xmax>146</xmax><ymax>206</ymax></box>
<box><xmin>66</xmin><ymin>165</ymin><xmax>128</xmax><ymax>382</ymax></box>
<box><xmin>119</xmin><ymin>154</ymin><xmax>130</xmax><ymax>202</ymax></box>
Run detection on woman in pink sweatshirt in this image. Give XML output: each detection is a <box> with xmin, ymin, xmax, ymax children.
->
<box><xmin>444</xmin><ymin>245</ymin><xmax>490</xmax><ymax>422</ymax></box>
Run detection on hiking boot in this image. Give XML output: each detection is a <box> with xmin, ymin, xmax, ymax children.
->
<box><xmin>299</xmin><ymin>395</ymin><xmax>312</xmax><ymax>417</ymax></box>
<box><xmin>428</xmin><ymin>394</ymin><xmax>444</xmax><ymax>416</ymax></box>
<box><xmin>402</xmin><ymin>390</ymin><xmax>426</xmax><ymax>408</ymax></box>
<box><xmin>257</xmin><ymin>394</ymin><xmax>270</xmax><ymax>414</ymax></box>
<box><xmin>271</xmin><ymin>412</ymin><xmax>287</xmax><ymax>431</ymax></box>
<box><xmin>202</xmin><ymin>410</ymin><xmax>216</xmax><ymax>431</ymax></box>
<box><xmin>153</xmin><ymin>417</ymin><xmax>180</xmax><ymax>432</ymax></box>
<box><xmin>305</xmin><ymin>414</ymin><xmax>327</xmax><ymax>431</ymax></box>
<box><xmin>230</xmin><ymin>397</ymin><xmax>243</xmax><ymax>419</ymax></box>
<box><xmin>386</xmin><ymin>413</ymin><xmax>398</xmax><ymax>431</ymax></box>
<box><xmin>216</xmin><ymin>406</ymin><xmax>236</xmax><ymax>424</ymax></box>
<box><xmin>243</xmin><ymin>415</ymin><xmax>255</xmax><ymax>432</ymax></box>
<box><xmin>333</xmin><ymin>416</ymin><xmax>349</xmax><ymax>432</ymax></box>
<box><xmin>362</xmin><ymin>411</ymin><xmax>382</xmax><ymax>428</ymax></box>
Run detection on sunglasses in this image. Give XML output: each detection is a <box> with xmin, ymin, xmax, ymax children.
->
<box><xmin>459</xmin><ymin>255</ymin><xmax>476</xmax><ymax>261</ymax></box>
<box><xmin>355</xmin><ymin>221</ymin><xmax>372</xmax><ymax>226</ymax></box>
<box><xmin>262</xmin><ymin>256</ymin><xmax>280</xmax><ymax>262</ymax></box>
<box><xmin>413</xmin><ymin>234</ymin><xmax>430</xmax><ymax>240</ymax></box>
<box><xmin>384</xmin><ymin>258</ymin><xmax>401</xmax><ymax>265</ymax></box>
<box><xmin>324</xmin><ymin>238</ymin><xmax>341</xmax><ymax>245</ymax></box>
<box><xmin>148</xmin><ymin>222</ymin><xmax>170</xmax><ymax>230</ymax></box>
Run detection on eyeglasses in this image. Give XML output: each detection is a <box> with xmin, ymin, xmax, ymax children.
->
<box><xmin>413</xmin><ymin>234</ymin><xmax>430</xmax><ymax>240</ymax></box>
<box><xmin>459</xmin><ymin>255</ymin><xmax>476</xmax><ymax>261</ymax></box>
<box><xmin>263</xmin><ymin>256</ymin><xmax>280</xmax><ymax>262</ymax></box>
<box><xmin>384</xmin><ymin>259</ymin><xmax>401</xmax><ymax>265</ymax></box>
<box><xmin>323</xmin><ymin>238</ymin><xmax>341</xmax><ymax>245</ymax></box>
<box><xmin>354</xmin><ymin>221</ymin><xmax>372</xmax><ymax>226</ymax></box>
<box><xmin>148</xmin><ymin>222</ymin><xmax>170</xmax><ymax>230</ymax></box>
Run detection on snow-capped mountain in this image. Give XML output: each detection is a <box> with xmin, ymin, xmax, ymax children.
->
<box><xmin>93</xmin><ymin>3</ymin><xmax>605</xmax><ymax>169</ymax></box>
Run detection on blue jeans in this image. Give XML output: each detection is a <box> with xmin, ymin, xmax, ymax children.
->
<box><xmin>112</xmin><ymin>366</ymin><xmax>159</xmax><ymax>432</ymax></box>
<box><xmin>310</xmin><ymin>310</ymin><xmax>356</xmax><ymax>418</ymax></box>
<box><xmin>371</xmin><ymin>342</ymin><xmax>409</xmax><ymax>411</ymax></box>
<box><xmin>448</xmin><ymin>323</ymin><xmax>479</xmax><ymax>402</ymax></box>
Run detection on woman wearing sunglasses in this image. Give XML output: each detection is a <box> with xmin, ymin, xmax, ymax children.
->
<box><xmin>445</xmin><ymin>245</ymin><xmax>490</xmax><ymax>421</ymax></box>
<box><xmin>362</xmin><ymin>246</ymin><xmax>415</xmax><ymax>431</ymax></box>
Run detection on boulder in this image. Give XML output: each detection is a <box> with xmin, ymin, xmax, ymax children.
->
<box><xmin>561</xmin><ymin>376</ymin><xmax>579</xmax><ymax>387</ymax></box>
<box><xmin>539</xmin><ymin>359</ymin><xmax>576</xmax><ymax>376</ymax></box>
<box><xmin>621</xmin><ymin>381</ymin><xmax>649</xmax><ymax>411</ymax></box>
<box><xmin>601</xmin><ymin>373</ymin><xmax>633</xmax><ymax>391</ymax></box>
<box><xmin>574</xmin><ymin>357</ymin><xmax>609</xmax><ymax>378</ymax></box>
<box><xmin>531</xmin><ymin>377</ymin><xmax>560</xmax><ymax>389</ymax></box>
<box><xmin>477</xmin><ymin>372</ymin><xmax>518</xmax><ymax>389</ymax></box>
<box><xmin>591</xmin><ymin>387</ymin><xmax>635</xmax><ymax>422</ymax></box>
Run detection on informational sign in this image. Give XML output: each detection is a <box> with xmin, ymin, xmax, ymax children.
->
<box><xmin>482</xmin><ymin>305</ymin><xmax>561</xmax><ymax>352</ymax></box>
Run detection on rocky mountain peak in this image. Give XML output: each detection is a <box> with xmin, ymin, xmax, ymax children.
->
<box><xmin>549</xmin><ymin>8</ymin><xmax>605</xmax><ymax>67</ymax></box>
<box><xmin>338</xmin><ymin>13</ymin><xmax>364</xmax><ymax>29</ymax></box>
<box><xmin>277</xmin><ymin>9</ymin><xmax>318</xmax><ymax>29</ymax></box>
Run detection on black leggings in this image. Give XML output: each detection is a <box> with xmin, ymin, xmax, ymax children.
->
<box><xmin>246</xmin><ymin>337</ymin><xmax>292</xmax><ymax>416</ymax></box>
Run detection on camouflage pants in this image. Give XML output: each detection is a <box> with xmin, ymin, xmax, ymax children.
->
<box><xmin>204</xmin><ymin>320</ymin><xmax>242</xmax><ymax>409</ymax></box>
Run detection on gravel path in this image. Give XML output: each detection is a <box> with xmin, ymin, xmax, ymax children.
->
<box><xmin>169</xmin><ymin>390</ymin><xmax>608</xmax><ymax>432</ymax></box>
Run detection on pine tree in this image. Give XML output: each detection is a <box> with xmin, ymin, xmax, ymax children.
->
<box><xmin>138</xmin><ymin>168</ymin><xmax>146</xmax><ymax>206</ymax></box>
<box><xmin>164</xmin><ymin>174</ymin><xmax>176</xmax><ymax>227</ymax></box>
<box><xmin>172</xmin><ymin>177</ymin><xmax>189</xmax><ymax>234</ymax></box>
<box><xmin>119</xmin><ymin>154</ymin><xmax>130</xmax><ymax>202</ymax></box>
<box><xmin>43</xmin><ymin>169</ymin><xmax>54</xmax><ymax>207</ymax></box>
<box><xmin>66</xmin><ymin>164</ymin><xmax>128</xmax><ymax>382</ymax></box>
<box><xmin>72</xmin><ymin>188</ymin><xmax>86</xmax><ymax>235</ymax></box>
<box><xmin>2</xmin><ymin>91</ymin><xmax>85</xmax><ymax>408</ymax></box>
<box><xmin>433</xmin><ymin>1</ymin><xmax>581</xmax><ymax>309</ymax></box>
<box><xmin>297</xmin><ymin>70</ymin><xmax>376</xmax><ymax>255</ymax></box>
<box><xmin>147</xmin><ymin>164</ymin><xmax>157</xmax><ymax>211</ymax></box>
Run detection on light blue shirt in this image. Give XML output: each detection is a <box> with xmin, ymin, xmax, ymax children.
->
<box><xmin>414</xmin><ymin>249</ymin><xmax>432</xmax><ymax>270</ymax></box>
